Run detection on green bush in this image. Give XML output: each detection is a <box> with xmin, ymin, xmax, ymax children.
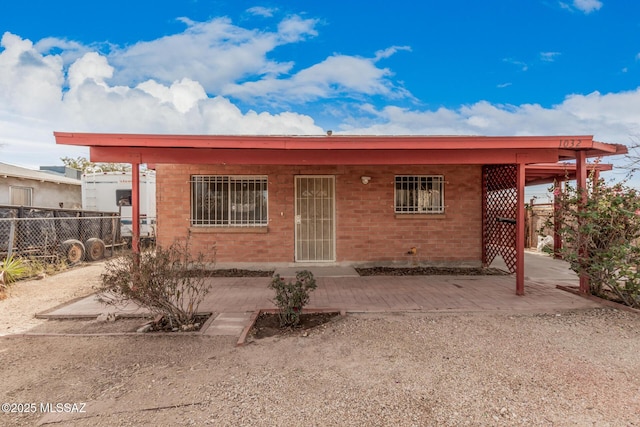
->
<box><xmin>551</xmin><ymin>178</ymin><xmax>640</xmax><ymax>308</ymax></box>
<box><xmin>98</xmin><ymin>239</ymin><xmax>214</xmax><ymax>328</ymax></box>
<box><xmin>269</xmin><ymin>270</ymin><xmax>317</xmax><ymax>327</ymax></box>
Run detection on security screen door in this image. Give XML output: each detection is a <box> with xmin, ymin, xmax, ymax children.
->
<box><xmin>294</xmin><ymin>176</ymin><xmax>335</xmax><ymax>262</ymax></box>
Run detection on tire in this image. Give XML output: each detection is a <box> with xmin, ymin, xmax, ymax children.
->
<box><xmin>61</xmin><ymin>239</ymin><xmax>85</xmax><ymax>265</ymax></box>
<box><xmin>84</xmin><ymin>238</ymin><xmax>106</xmax><ymax>261</ymax></box>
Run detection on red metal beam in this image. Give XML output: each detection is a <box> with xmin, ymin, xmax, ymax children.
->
<box><xmin>553</xmin><ymin>180</ymin><xmax>564</xmax><ymax>259</ymax></box>
<box><xmin>575</xmin><ymin>151</ymin><xmax>589</xmax><ymax>294</ymax></box>
<box><xmin>131</xmin><ymin>162</ymin><xmax>140</xmax><ymax>254</ymax></box>
<box><xmin>89</xmin><ymin>146</ymin><xmax>561</xmax><ymax>166</ymax></box>
<box><xmin>516</xmin><ymin>162</ymin><xmax>526</xmax><ymax>296</ymax></box>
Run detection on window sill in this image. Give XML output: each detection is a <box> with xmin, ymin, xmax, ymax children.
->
<box><xmin>189</xmin><ymin>226</ymin><xmax>269</xmax><ymax>234</ymax></box>
<box><xmin>395</xmin><ymin>213</ymin><xmax>447</xmax><ymax>220</ymax></box>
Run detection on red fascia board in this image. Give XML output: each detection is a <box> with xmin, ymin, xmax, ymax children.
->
<box><xmin>89</xmin><ymin>146</ymin><xmax>561</xmax><ymax>165</ymax></box>
<box><xmin>55</xmin><ymin>132</ymin><xmax>598</xmax><ymax>151</ymax></box>
<box><xmin>591</xmin><ymin>141</ymin><xmax>628</xmax><ymax>155</ymax></box>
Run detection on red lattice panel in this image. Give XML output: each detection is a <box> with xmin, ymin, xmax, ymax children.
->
<box><xmin>483</xmin><ymin>164</ymin><xmax>518</xmax><ymax>273</ymax></box>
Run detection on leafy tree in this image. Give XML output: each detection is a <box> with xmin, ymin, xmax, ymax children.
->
<box><xmin>550</xmin><ymin>178</ymin><xmax>640</xmax><ymax>308</ymax></box>
<box><xmin>60</xmin><ymin>156</ymin><xmax>130</xmax><ymax>173</ymax></box>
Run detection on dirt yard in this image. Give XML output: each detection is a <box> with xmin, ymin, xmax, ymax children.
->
<box><xmin>1</xmin><ymin>263</ymin><xmax>640</xmax><ymax>426</ymax></box>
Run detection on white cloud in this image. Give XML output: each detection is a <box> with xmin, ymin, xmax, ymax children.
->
<box><xmin>224</xmin><ymin>53</ymin><xmax>411</xmax><ymax>103</ymax></box>
<box><xmin>109</xmin><ymin>16</ymin><xmax>317</xmax><ymax>93</ymax></box>
<box><xmin>0</xmin><ymin>32</ymin><xmax>325</xmax><ymax>168</ymax></box>
<box><xmin>339</xmin><ymin>88</ymin><xmax>640</xmax><ymax>149</ymax></box>
<box><xmin>277</xmin><ymin>15</ymin><xmax>318</xmax><ymax>43</ymax></box>
<box><xmin>503</xmin><ymin>58</ymin><xmax>528</xmax><ymax>71</ymax></box>
<box><xmin>0</xmin><ymin>32</ymin><xmax>64</xmax><ymax>115</ymax></box>
<box><xmin>374</xmin><ymin>46</ymin><xmax>412</xmax><ymax>61</ymax></box>
<box><xmin>67</xmin><ymin>52</ymin><xmax>113</xmax><ymax>89</ymax></box>
<box><xmin>560</xmin><ymin>0</ymin><xmax>603</xmax><ymax>14</ymax></box>
<box><xmin>573</xmin><ymin>0</ymin><xmax>603</xmax><ymax>13</ymax></box>
<box><xmin>137</xmin><ymin>78</ymin><xmax>207</xmax><ymax>114</ymax></box>
<box><xmin>540</xmin><ymin>51</ymin><xmax>561</xmax><ymax>62</ymax></box>
<box><xmin>246</xmin><ymin>7</ymin><xmax>277</xmax><ymax>18</ymax></box>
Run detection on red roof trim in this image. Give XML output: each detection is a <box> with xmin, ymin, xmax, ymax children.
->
<box><xmin>55</xmin><ymin>132</ymin><xmax>599</xmax><ymax>149</ymax></box>
<box><xmin>53</xmin><ymin>132</ymin><xmax>628</xmax><ymax>165</ymax></box>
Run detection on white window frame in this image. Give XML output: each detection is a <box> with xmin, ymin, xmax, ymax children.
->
<box><xmin>190</xmin><ymin>175</ymin><xmax>268</xmax><ymax>226</ymax></box>
<box><xmin>10</xmin><ymin>185</ymin><xmax>33</xmax><ymax>206</ymax></box>
<box><xmin>394</xmin><ymin>175</ymin><xmax>445</xmax><ymax>214</ymax></box>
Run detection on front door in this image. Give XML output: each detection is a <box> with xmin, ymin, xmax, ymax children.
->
<box><xmin>295</xmin><ymin>176</ymin><xmax>335</xmax><ymax>262</ymax></box>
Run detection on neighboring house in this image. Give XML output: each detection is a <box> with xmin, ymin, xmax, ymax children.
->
<box><xmin>40</xmin><ymin>165</ymin><xmax>83</xmax><ymax>180</ymax></box>
<box><xmin>54</xmin><ymin>133</ymin><xmax>627</xmax><ymax>294</ymax></box>
<box><xmin>0</xmin><ymin>162</ymin><xmax>81</xmax><ymax>209</ymax></box>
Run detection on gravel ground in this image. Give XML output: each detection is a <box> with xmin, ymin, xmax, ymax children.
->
<box><xmin>1</xmin><ymin>264</ymin><xmax>639</xmax><ymax>426</ymax></box>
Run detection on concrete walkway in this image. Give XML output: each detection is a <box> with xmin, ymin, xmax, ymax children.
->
<box><xmin>37</xmin><ymin>252</ymin><xmax>602</xmax><ymax>336</ymax></box>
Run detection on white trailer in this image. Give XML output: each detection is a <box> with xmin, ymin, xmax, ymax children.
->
<box><xmin>81</xmin><ymin>171</ymin><xmax>156</xmax><ymax>241</ymax></box>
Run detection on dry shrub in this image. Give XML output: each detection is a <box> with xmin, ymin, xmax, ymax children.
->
<box><xmin>98</xmin><ymin>239</ymin><xmax>215</xmax><ymax>328</ymax></box>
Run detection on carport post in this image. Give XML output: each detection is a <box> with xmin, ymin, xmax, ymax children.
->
<box><xmin>576</xmin><ymin>151</ymin><xmax>589</xmax><ymax>294</ymax></box>
<box><xmin>553</xmin><ymin>180</ymin><xmax>564</xmax><ymax>259</ymax></box>
<box><xmin>516</xmin><ymin>162</ymin><xmax>526</xmax><ymax>296</ymax></box>
<box><xmin>131</xmin><ymin>162</ymin><xmax>140</xmax><ymax>255</ymax></box>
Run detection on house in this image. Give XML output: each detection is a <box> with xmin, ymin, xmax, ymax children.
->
<box><xmin>39</xmin><ymin>165</ymin><xmax>83</xmax><ymax>180</ymax></box>
<box><xmin>0</xmin><ymin>162</ymin><xmax>82</xmax><ymax>209</ymax></box>
<box><xmin>54</xmin><ymin>132</ymin><xmax>627</xmax><ymax>294</ymax></box>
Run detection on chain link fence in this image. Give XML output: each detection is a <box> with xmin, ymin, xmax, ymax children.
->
<box><xmin>0</xmin><ymin>207</ymin><xmax>123</xmax><ymax>264</ymax></box>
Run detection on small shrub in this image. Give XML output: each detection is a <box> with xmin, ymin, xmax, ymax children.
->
<box><xmin>22</xmin><ymin>257</ymin><xmax>68</xmax><ymax>279</ymax></box>
<box><xmin>269</xmin><ymin>270</ymin><xmax>317</xmax><ymax>327</ymax></box>
<box><xmin>0</xmin><ymin>255</ymin><xmax>27</xmax><ymax>298</ymax></box>
<box><xmin>97</xmin><ymin>239</ymin><xmax>215</xmax><ymax>328</ymax></box>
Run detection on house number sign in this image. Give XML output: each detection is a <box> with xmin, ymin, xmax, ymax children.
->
<box><xmin>559</xmin><ymin>139</ymin><xmax>582</xmax><ymax>148</ymax></box>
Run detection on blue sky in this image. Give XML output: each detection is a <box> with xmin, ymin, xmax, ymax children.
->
<box><xmin>0</xmin><ymin>0</ymin><xmax>638</xmax><ymax>193</ymax></box>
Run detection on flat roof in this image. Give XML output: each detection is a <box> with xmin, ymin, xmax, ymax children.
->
<box><xmin>54</xmin><ymin>133</ymin><xmax>627</xmax><ymax>166</ymax></box>
<box><xmin>0</xmin><ymin>162</ymin><xmax>81</xmax><ymax>186</ymax></box>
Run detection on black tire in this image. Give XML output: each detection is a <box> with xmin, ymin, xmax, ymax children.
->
<box><xmin>61</xmin><ymin>239</ymin><xmax>85</xmax><ymax>265</ymax></box>
<box><xmin>84</xmin><ymin>238</ymin><xmax>106</xmax><ymax>261</ymax></box>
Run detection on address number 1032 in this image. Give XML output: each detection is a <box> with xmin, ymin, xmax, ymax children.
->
<box><xmin>559</xmin><ymin>139</ymin><xmax>582</xmax><ymax>148</ymax></box>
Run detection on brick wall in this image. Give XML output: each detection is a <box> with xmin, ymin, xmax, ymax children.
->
<box><xmin>156</xmin><ymin>164</ymin><xmax>482</xmax><ymax>266</ymax></box>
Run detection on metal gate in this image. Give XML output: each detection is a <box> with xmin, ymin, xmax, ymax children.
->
<box><xmin>482</xmin><ymin>165</ymin><xmax>518</xmax><ymax>273</ymax></box>
<box><xmin>294</xmin><ymin>176</ymin><xmax>335</xmax><ymax>262</ymax></box>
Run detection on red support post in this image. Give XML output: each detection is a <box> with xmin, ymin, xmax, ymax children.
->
<box><xmin>516</xmin><ymin>162</ymin><xmax>526</xmax><ymax>296</ymax></box>
<box><xmin>131</xmin><ymin>162</ymin><xmax>140</xmax><ymax>254</ymax></box>
<box><xmin>575</xmin><ymin>151</ymin><xmax>589</xmax><ymax>294</ymax></box>
<box><xmin>553</xmin><ymin>180</ymin><xmax>563</xmax><ymax>259</ymax></box>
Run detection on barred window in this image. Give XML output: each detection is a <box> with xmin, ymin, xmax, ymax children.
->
<box><xmin>191</xmin><ymin>176</ymin><xmax>268</xmax><ymax>226</ymax></box>
<box><xmin>394</xmin><ymin>175</ymin><xmax>444</xmax><ymax>214</ymax></box>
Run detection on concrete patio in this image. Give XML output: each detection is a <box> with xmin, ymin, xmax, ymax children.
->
<box><xmin>38</xmin><ymin>252</ymin><xmax>601</xmax><ymax>334</ymax></box>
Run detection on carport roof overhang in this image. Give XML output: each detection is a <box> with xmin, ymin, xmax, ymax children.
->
<box><xmin>525</xmin><ymin>162</ymin><xmax>614</xmax><ymax>187</ymax></box>
<box><xmin>53</xmin><ymin>133</ymin><xmax>627</xmax><ymax>166</ymax></box>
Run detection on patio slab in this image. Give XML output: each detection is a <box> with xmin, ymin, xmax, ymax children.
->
<box><xmin>203</xmin><ymin>312</ymin><xmax>254</xmax><ymax>336</ymax></box>
<box><xmin>38</xmin><ymin>252</ymin><xmax>598</xmax><ymax>322</ymax></box>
